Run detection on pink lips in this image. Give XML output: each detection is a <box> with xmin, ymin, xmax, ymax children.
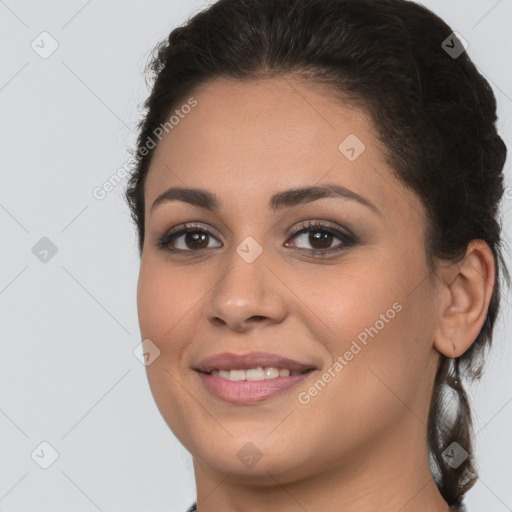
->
<box><xmin>197</xmin><ymin>372</ymin><xmax>312</xmax><ymax>404</ymax></box>
<box><xmin>194</xmin><ymin>351</ymin><xmax>316</xmax><ymax>405</ymax></box>
<box><xmin>194</xmin><ymin>351</ymin><xmax>315</xmax><ymax>374</ymax></box>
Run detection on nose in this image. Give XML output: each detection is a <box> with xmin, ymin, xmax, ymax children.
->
<box><xmin>204</xmin><ymin>246</ymin><xmax>288</xmax><ymax>332</ymax></box>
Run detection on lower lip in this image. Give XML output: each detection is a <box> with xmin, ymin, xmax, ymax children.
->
<box><xmin>196</xmin><ymin>371</ymin><xmax>314</xmax><ymax>404</ymax></box>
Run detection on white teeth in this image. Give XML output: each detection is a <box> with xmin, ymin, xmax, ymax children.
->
<box><xmin>229</xmin><ymin>369</ymin><xmax>246</xmax><ymax>381</ymax></box>
<box><xmin>217</xmin><ymin>370</ymin><xmax>231</xmax><ymax>380</ymax></box>
<box><xmin>210</xmin><ymin>367</ymin><xmax>301</xmax><ymax>381</ymax></box>
<box><xmin>246</xmin><ymin>367</ymin><xmax>266</xmax><ymax>380</ymax></box>
<box><xmin>265</xmin><ymin>367</ymin><xmax>280</xmax><ymax>379</ymax></box>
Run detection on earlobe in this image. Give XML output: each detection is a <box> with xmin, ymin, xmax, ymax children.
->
<box><xmin>433</xmin><ymin>239</ymin><xmax>495</xmax><ymax>358</ymax></box>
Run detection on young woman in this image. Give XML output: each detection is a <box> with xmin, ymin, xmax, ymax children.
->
<box><xmin>125</xmin><ymin>0</ymin><xmax>509</xmax><ymax>510</ymax></box>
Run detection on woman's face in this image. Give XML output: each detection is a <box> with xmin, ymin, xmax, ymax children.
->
<box><xmin>137</xmin><ymin>77</ymin><xmax>443</xmax><ymax>483</ymax></box>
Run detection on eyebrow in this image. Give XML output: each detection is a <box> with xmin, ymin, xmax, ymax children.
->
<box><xmin>150</xmin><ymin>183</ymin><xmax>381</xmax><ymax>216</ymax></box>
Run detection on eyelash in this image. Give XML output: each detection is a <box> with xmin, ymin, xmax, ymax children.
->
<box><xmin>155</xmin><ymin>220</ymin><xmax>357</xmax><ymax>257</ymax></box>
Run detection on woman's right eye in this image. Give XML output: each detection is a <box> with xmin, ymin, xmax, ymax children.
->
<box><xmin>156</xmin><ymin>223</ymin><xmax>222</xmax><ymax>254</ymax></box>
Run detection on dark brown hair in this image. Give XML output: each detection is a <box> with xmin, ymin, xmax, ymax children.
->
<box><xmin>125</xmin><ymin>0</ymin><xmax>509</xmax><ymax>506</ymax></box>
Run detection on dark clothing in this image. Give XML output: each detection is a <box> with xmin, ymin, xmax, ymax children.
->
<box><xmin>186</xmin><ymin>502</ymin><xmax>467</xmax><ymax>511</ymax></box>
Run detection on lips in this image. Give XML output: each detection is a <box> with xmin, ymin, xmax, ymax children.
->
<box><xmin>194</xmin><ymin>351</ymin><xmax>316</xmax><ymax>374</ymax></box>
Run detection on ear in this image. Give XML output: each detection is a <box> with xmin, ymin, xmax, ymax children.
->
<box><xmin>433</xmin><ymin>239</ymin><xmax>496</xmax><ymax>358</ymax></box>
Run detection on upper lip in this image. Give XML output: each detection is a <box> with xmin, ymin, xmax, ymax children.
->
<box><xmin>194</xmin><ymin>351</ymin><xmax>316</xmax><ymax>374</ymax></box>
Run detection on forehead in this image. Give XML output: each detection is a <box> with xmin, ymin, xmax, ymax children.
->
<box><xmin>145</xmin><ymin>77</ymin><xmax>422</xmax><ymax>221</ymax></box>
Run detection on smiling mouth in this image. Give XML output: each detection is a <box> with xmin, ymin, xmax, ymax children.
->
<box><xmin>202</xmin><ymin>367</ymin><xmax>314</xmax><ymax>381</ymax></box>
<box><xmin>196</xmin><ymin>367</ymin><xmax>316</xmax><ymax>404</ymax></box>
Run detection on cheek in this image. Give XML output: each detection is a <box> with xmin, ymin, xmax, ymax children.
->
<box><xmin>136</xmin><ymin>260</ymin><xmax>202</xmax><ymax>435</ymax></box>
<box><xmin>288</xmin><ymin>256</ymin><xmax>405</xmax><ymax>352</ymax></box>
<box><xmin>296</xmin><ymin>255</ymin><xmax>431</xmax><ymax>402</ymax></box>
<box><xmin>136</xmin><ymin>259</ymin><xmax>203</xmax><ymax>344</ymax></box>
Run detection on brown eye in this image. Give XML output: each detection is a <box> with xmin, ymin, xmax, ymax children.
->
<box><xmin>308</xmin><ymin>230</ymin><xmax>334</xmax><ymax>250</ymax></box>
<box><xmin>182</xmin><ymin>231</ymin><xmax>210</xmax><ymax>250</ymax></box>
<box><xmin>285</xmin><ymin>220</ymin><xmax>356</xmax><ymax>255</ymax></box>
<box><xmin>157</xmin><ymin>224</ymin><xmax>222</xmax><ymax>253</ymax></box>
<box><xmin>288</xmin><ymin>229</ymin><xmax>341</xmax><ymax>251</ymax></box>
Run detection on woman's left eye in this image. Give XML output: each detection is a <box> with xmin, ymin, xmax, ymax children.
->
<box><xmin>156</xmin><ymin>220</ymin><xmax>356</xmax><ymax>256</ymax></box>
<box><xmin>285</xmin><ymin>220</ymin><xmax>356</xmax><ymax>255</ymax></box>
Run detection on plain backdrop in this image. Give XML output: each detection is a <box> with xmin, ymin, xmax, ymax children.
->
<box><xmin>0</xmin><ymin>1</ymin><xmax>511</xmax><ymax>511</ymax></box>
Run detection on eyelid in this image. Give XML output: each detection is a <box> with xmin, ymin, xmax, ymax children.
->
<box><xmin>165</xmin><ymin>221</ymin><xmax>216</xmax><ymax>236</ymax></box>
<box><xmin>287</xmin><ymin>219</ymin><xmax>356</xmax><ymax>240</ymax></box>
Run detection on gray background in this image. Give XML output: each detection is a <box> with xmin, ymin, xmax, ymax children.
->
<box><xmin>0</xmin><ymin>1</ymin><xmax>511</xmax><ymax>511</ymax></box>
